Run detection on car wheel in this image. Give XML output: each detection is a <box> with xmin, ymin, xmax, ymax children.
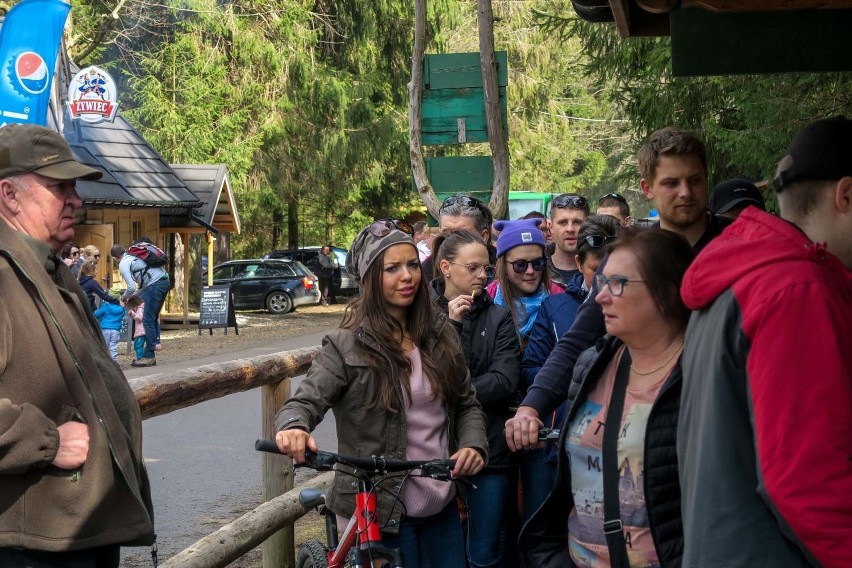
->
<box><xmin>266</xmin><ymin>291</ymin><xmax>293</xmax><ymax>314</ymax></box>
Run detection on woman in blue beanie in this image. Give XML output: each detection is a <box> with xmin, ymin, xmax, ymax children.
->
<box><xmin>486</xmin><ymin>218</ymin><xmax>563</xmax><ymax>349</ymax></box>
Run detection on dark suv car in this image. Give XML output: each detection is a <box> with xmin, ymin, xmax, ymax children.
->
<box><xmin>207</xmin><ymin>259</ymin><xmax>320</xmax><ymax>314</ymax></box>
<box><xmin>264</xmin><ymin>246</ymin><xmax>358</xmax><ymax>296</ymax></box>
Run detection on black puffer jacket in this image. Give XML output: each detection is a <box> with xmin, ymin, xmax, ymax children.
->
<box><xmin>519</xmin><ymin>335</ymin><xmax>684</xmax><ymax>567</ymax></box>
<box><xmin>430</xmin><ymin>279</ymin><xmax>521</xmax><ymax>468</ymax></box>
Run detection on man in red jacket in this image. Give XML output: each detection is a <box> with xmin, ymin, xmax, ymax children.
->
<box><xmin>678</xmin><ymin>116</ymin><xmax>852</xmax><ymax>567</ymax></box>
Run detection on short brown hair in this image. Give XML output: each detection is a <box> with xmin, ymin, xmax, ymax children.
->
<box><xmin>638</xmin><ymin>127</ymin><xmax>707</xmax><ymax>183</ymax></box>
<box><xmin>609</xmin><ymin>227</ymin><xmax>694</xmax><ymax>331</ymax></box>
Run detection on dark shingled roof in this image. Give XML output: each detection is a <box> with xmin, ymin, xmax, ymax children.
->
<box><xmin>63</xmin><ymin>113</ymin><xmax>200</xmax><ymax>208</ymax></box>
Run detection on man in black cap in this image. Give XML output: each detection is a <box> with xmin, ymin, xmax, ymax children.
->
<box><xmin>709</xmin><ymin>176</ymin><xmax>766</xmax><ymax>219</ymax></box>
<box><xmin>678</xmin><ymin>116</ymin><xmax>852</xmax><ymax>567</ymax></box>
<box><xmin>0</xmin><ymin>124</ymin><xmax>154</xmax><ymax>566</ymax></box>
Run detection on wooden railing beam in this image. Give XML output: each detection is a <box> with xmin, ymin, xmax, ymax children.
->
<box><xmin>129</xmin><ymin>346</ymin><xmax>320</xmax><ymax>419</ymax></box>
<box><xmin>160</xmin><ymin>471</ymin><xmax>334</xmax><ymax>568</ymax></box>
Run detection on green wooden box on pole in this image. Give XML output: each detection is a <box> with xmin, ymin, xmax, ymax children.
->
<box><xmin>420</xmin><ymin>156</ymin><xmax>493</xmax><ymax>225</ymax></box>
<box><xmin>421</xmin><ymin>52</ymin><xmax>508</xmax><ymax>146</ymax></box>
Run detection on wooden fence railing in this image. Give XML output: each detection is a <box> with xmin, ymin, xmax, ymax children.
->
<box><xmin>128</xmin><ymin>346</ymin><xmax>323</xmax><ymax>568</ymax></box>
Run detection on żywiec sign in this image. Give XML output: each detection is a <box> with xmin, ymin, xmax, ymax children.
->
<box><xmin>68</xmin><ymin>65</ymin><xmax>118</xmax><ymax>123</ymax></box>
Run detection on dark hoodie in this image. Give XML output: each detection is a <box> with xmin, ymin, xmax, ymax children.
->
<box><xmin>678</xmin><ymin>207</ymin><xmax>852</xmax><ymax>568</ymax></box>
<box><xmin>521</xmin><ymin>272</ymin><xmax>587</xmax><ymax>462</ymax></box>
<box><xmin>78</xmin><ymin>274</ymin><xmax>119</xmax><ymax>312</ymax></box>
<box><xmin>430</xmin><ymin>279</ymin><xmax>521</xmax><ymax>468</ymax></box>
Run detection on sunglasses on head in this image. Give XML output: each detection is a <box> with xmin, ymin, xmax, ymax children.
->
<box><xmin>552</xmin><ymin>194</ymin><xmax>589</xmax><ymax>211</ymax></box>
<box><xmin>580</xmin><ymin>235</ymin><xmax>616</xmax><ymax>249</ymax></box>
<box><xmin>368</xmin><ymin>218</ymin><xmax>414</xmax><ymax>238</ymax></box>
<box><xmin>507</xmin><ymin>256</ymin><xmax>547</xmax><ymax>274</ymax></box>
<box><xmin>439</xmin><ymin>195</ymin><xmax>494</xmax><ymax>226</ymax></box>
<box><xmin>598</xmin><ymin>192</ymin><xmax>627</xmax><ymax>204</ymax></box>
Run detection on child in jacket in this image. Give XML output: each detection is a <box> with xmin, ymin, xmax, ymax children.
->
<box><xmin>94</xmin><ymin>286</ymin><xmax>126</xmax><ymax>362</ymax></box>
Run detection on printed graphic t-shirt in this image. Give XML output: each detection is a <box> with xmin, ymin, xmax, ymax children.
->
<box><xmin>564</xmin><ymin>346</ymin><xmax>672</xmax><ymax>568</ymax></box>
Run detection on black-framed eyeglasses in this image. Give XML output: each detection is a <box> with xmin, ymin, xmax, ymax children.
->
<box><xmin>439</xmin><ymin>195</ymin><xmax>493</xmax><ymax>226</ymax></box>
<box><xmin>595</xmin><ymin>274</ymin><xmax>645</xmax><ymax>297</ymax></box>
<box><xmin>368</xmin><ymin>218</ymin><xmax>414</xmax><ymax>237</ymax></box>
<box><xmin>598</xmin><ymin>192</ymin><xmax>627</xmax><ymax>204</ymax></box>
<box><xmin>580</xmin><ymin>235</ymin><xmax>616</xmax><ymax>249</ymax></box>
<box><xmin>449</xmin><ymin>261</ymin><xmax>496</xmax><ymax>278</ymax></box>
<box><xmin>507</xmin><ymin>256</ymin><xmax>547</xmax><ymax>274</ymax></box>
<box><xmin>552</xmin><ymin>194</ymin><xmax>589</xmax><ymax>211</ymax></box>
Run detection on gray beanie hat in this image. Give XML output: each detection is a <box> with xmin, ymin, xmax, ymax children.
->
<box><xmin>346</xmin><ymin>222</ymin><xmax>416</xmax><ymax>286</ymax></box>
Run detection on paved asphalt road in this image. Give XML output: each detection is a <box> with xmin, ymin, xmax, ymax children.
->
<box><xmin>121</xmin><ymin>330</ymin><xmax>338</xmax><ymax>566</ymax></box>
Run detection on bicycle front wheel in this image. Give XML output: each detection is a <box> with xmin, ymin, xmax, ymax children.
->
<box><xmin>297</xmin><ymin>540</ymin><xmax>329</xmax><ymax>568</ymax></box>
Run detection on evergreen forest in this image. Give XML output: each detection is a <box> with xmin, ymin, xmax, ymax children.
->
<box><xmin>67</xmin><ymin>0</ymin><xmax>852</xmax><ymax>255</ymax></box>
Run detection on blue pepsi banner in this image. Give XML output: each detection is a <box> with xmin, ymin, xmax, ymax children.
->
<box><xmin>0</xmin><ymin>0</ymin><xmax>71</xmax><ymax>126</ymax></box>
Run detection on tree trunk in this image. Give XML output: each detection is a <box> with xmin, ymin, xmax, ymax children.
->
<box><xmin>409</xmin><ymin>0</ymin><xmax>442</xmax><ymax>220</ymax></box>
<box><xmin>287</xmin><ymin>192</ymin><xmax>298</xmax><ymax>249</ymax></box>
<box><xmin>477</xmin><ymin>0</ymin><xmax>510</xmax><ymax>220</ymax></box>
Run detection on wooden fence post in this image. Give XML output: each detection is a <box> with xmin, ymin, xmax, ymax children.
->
<box><xmin>262</xmin><ymin>378</ymin><xmax>293</xmax><ymax>567</ymax></box>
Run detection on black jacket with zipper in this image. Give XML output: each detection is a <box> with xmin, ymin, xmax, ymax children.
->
<box><xmin>519</xmin><ymin>335</ymin><xmax>684</xmax><ymax>568</ymax></box>
<box><xmin>430</xmin><ymin>279</ymin><xmax>521</xmax><ymax>469</ymax></box>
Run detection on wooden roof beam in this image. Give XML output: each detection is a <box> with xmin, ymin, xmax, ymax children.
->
<box><xmin>637</xmin><ymin>0</ymin><xmax>852</xmax><ymax>13</ymax></box>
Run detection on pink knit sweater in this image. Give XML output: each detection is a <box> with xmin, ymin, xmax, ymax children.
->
<box><xmin>400</xmin><ymin>348</ymin><xmax>455</xmax><ymax>517</ymax></box>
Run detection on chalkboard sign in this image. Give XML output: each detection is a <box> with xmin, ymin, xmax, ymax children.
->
<box><xmin>198</xmin><ymin>285</ymin><xmax>239</xmax><ymax>335</ymax></box>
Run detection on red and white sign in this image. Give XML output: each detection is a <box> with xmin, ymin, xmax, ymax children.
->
<box><xmin>67</xmin><ymin>65</ymin><xmax>118</xmax><ymax>123</ymax></box>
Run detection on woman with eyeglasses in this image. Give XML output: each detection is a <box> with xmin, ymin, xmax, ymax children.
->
<box><xmin>78</xmin><ymin>259</ymin><xmax>120</xmax><ymax>312</ymax></box>
<box><xmin>486</xmin><ymin>218</ymin><xmax>563</xmax><ymax>350</ymax></box>
<box><xmin>518</xmin><ymin>214</ymin><xmax>622</xmax><ymax>524</ymax></box>
<box><xmin>429</xmin><ymin>230</ymin><xmax>522</xmax><ymax>568</ymax></box>
<box><xmin>275</xmin><ymin>219</ymin><xmax>487</xmax><ymax>568</ymax></box>
<box><xmin>520</xmin><ymin>228</ymin><xmax>693</xmax><ymax>568</ymax></box>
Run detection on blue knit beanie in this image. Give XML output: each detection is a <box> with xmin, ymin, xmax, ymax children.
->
<box><xmin>494</xmin><ymin>218</ymin><xmax>546</xmax><ymax>259</ymax></box>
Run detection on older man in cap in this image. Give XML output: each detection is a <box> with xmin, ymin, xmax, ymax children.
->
<box><xmin>0</xmin><ymin>124</ymin><xmax>154</xmax><ymax>566</ymax></box>
<box><xmin>678</xmin><ymin>116</ymin><xmax>852</xmax><ymax>567</ymax></box>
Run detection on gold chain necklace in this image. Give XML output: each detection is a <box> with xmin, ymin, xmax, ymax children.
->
<box><xmin>630</xmin><ymin>341</ymin><xmax>684</xmax><ymax>376</ymax></box>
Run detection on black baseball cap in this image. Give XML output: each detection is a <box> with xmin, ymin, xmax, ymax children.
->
<box><xmin>0</xmin><ymin>124</ymin><xmax>102</xmax><ymax>181</ymax></box>
<box><xmin>710</xmin><ymin>177</ymin><xmax>766</xmax><ymax>214</ymax></box>
<box><xmin>773</xmin><ymin>116</ymin><xmax>852</xmax><ymax>192</ymax></box>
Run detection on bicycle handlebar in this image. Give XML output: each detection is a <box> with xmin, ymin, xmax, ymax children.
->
<box><xmin>255</xmin><ymin>439</ymin><xmax>457</xmax><ymax>479</ymax></box>
<box><xmin>538</xmin><ymin>427</ymin><xmax>561</xmax><ymax>442</ymax></box>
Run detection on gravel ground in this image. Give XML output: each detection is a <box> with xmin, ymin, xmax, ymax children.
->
<box><xmin>119</xmin><ymin>302</ymin><xmax>348</xmax><ymax>369</ymax></box>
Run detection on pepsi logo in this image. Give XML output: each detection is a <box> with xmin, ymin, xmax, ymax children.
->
<box><xmin>14</xmin><ymin>52</ymin><xmax>49</xmax><ymax>95</ymax></box>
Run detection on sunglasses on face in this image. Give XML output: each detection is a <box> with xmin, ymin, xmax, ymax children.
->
<box><xmin>93</xmin><ymin>254</ymin><xmax>101</xmax><ymax>259</ymax></box>
<box><xmin>439</xmin><ymin>195</ymin><xmax>494</xmax><ymax>226</ymax></box>
<box><xmin>368</xmin><ymin>218</ymin><xmax>414</xmax><ymax>237</ymax></box>
<box><xmin>580</xmin><ymin>235</ymin><xmax>616</xmax><ymax>249</ymax></box>
<box><xmin>70</xmin><ymin>250</ymin><xmax>80</xmax><ymax>256</ymax></box>
<box><xmin>598</xmin><ymin>192</ymin><xmax>627</xmax><ymax>204</ymax></box>
<box><xmin>552</xmin><ymin>194</ymin><xmax>589</xmax><ymax>211</ymax></box>
<box><xmin>507</xmin><ymin>256</ymin><xmax>547</xmax><ymax>274</ymax></box>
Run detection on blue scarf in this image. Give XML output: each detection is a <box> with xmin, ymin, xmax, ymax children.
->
<box><xmin>493</xmin><ymin>284</ymin><xmax>550</xmax><ymax>340</ymax></box>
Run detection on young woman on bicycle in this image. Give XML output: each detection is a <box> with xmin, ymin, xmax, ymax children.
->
<box><xmin>274</xmin><ymin>219</ymin><xmax>487</xmax><ymax>568</ymax></box>
<box><xmin>429</xmin><ymin>230</ymin><xmax>522</xmax><ymax>568</ymax></box>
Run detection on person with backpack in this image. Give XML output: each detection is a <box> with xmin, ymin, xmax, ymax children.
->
<box><xmin>110</xmin><ymin>237</ymin><xmax>169</xmax><ymax>367</ymax></box>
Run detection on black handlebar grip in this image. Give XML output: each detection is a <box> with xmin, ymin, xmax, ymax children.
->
<box><xmin>255</xmin><ymin>439</ymin><xmax>282</xmax><ymax>453</ymax></box>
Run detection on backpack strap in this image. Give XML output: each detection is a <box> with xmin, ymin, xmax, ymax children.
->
<box><xmin>602</xmin><ymin>349</ymin><xmax>632</xmax><ymax>568</ymax></box>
